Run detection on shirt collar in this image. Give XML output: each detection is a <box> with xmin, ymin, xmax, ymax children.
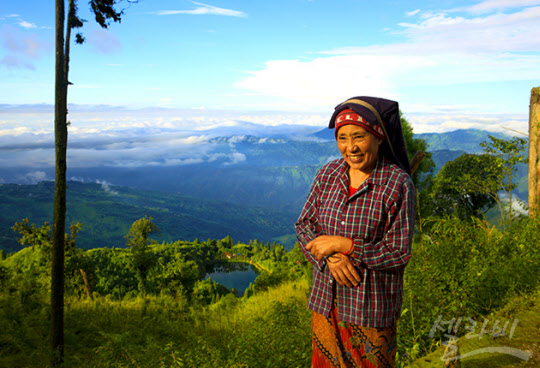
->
<box><xmin>336</xmin><ymin>156</ymin><xmax>391</xmax><ymax>187</ymax></box>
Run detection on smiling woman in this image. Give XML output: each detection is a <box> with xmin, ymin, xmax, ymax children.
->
<box><xmin>296</xmin><ymin>96</ymin><xmax>416</xmax><ymax>368</ymax></box>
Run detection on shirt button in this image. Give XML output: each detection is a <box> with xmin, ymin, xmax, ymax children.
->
<box><xmin>341</xmin><ymin>221</ymin><xmax>345</xmax><ymax>225</ymax></box>
<box><xmin>330</xmin><ymin>279</ymin><xmax>333</xmax><ymax>284</ymax></box>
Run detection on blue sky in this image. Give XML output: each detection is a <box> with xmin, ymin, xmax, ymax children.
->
<box><xmin>1</xmin><ymin>0</ymin><xmax>539</xmax><ymax>138</ymax></box>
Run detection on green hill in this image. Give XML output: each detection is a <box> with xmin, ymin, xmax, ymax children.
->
<box><xmin>0</xmin><ymin>181</ymin><xmax>297</xmax><ymax>252</ymax></box>
<box><xmin>417</xmin><ymin>129</ymin><xmax>509</xmax><ymax>154</ymax></box>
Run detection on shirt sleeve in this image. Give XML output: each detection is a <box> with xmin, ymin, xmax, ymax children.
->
<box><xmin>295</xmin><ymin>173</ymin><xmax>325</xmax><ymax>268</ymax></box>
<box><xmin>350</xmin><ymin>176</ymin><xmax>416</xmax><ymax>270</ymax></box>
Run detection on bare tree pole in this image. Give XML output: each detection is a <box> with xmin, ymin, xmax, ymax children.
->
<box><xmin>410</xmin><ymin>150</ymin><xmax>426</xmax><ymax>176</ymax></box>
<box><xmin>529</xmin><ymin>87</ymin><xmax>540</xmax><ymax>218</ymax></box>
<box><xmin>51</xmin><ymin>2</ymin><xmax>136</xmax><ymax>364</ymax></box>
<box><xmin>52</xmin><ymin>0</ymin><xmax>68</xmax><ymax>365</ymax></box>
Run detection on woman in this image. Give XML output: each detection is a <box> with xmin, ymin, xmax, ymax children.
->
<box><xmin>295</xmin><ymin>96</ymin><xmax>416</xmax><ymax>368</ymax></box>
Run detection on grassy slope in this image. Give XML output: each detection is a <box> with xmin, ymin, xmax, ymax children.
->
<box><xmin>408</xmin><ymin>290</ymin><xmax>540</xmax><ymax>368</ymax></box>
<box><xmin>1</xmin><ymin>271</ymin><xmax>537</xmax><ymax>367</ymax></box>
<box><xmin>0</xmin><ymin>279</ymin><xmax>312</xmax><ymax>368</ymax></box>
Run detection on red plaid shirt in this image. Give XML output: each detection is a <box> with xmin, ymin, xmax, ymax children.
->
<box><xmin>295</xmin><ymin>157</ymin><xmax>415</xmax><ymax>327</ymax></box>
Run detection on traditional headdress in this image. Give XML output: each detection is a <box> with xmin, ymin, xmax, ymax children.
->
<box><xmin>328</xmin><ymin>96</ymin><xmax>411</xmax><ymax>175</ymax></box>
<box><xmin>334</xmin><ymin>108</ymin><xmax>385</xmax><ymax>140</ymax></box>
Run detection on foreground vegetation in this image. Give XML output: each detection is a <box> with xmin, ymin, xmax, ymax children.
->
<box><xmin>1</xmin><ymin>213</ymin><xmax>539</xmax><ymax>367</ymax></box>
<box><xmin>398</xmin><ymin>216</ymin><xmax>540</xmax><ymax>366</ymax></box>
<box><xmin>0</xmin><ymin>277</ymin><xmax>312</xmax><ymax>368</ymax></box>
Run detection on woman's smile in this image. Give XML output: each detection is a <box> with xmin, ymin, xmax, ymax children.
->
<box><xmin>348</xmin><ymin>153</ymin><xmax>364</xmax><ymax>162</ymax></box>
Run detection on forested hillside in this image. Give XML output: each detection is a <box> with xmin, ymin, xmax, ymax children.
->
<box><xmin>0</xmin><ymin>181</ymin><xmax>297</xmax><ymax>252</ymax></box>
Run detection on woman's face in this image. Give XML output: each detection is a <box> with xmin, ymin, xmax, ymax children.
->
<box><xmin>336</xmin><ymin>124</ymin><xmax>382</xmax><ymax>174</ymax></box>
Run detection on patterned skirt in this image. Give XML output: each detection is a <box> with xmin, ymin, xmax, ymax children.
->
<box><xmin>311</xmin><ymin>306</ymin><xmax>397</xmax><ymax>368</ymax></box>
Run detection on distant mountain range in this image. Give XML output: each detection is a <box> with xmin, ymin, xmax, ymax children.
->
<box><xmin>0</xmin><ymin>127</ymin><xmax>528</xmax><ymax>252</ymax></box>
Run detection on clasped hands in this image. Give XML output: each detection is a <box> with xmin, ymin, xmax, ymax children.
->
<box><xmin>306</xmin><ymin>235</ymin><xmax>361</xmax><ymax>287</ymax></box>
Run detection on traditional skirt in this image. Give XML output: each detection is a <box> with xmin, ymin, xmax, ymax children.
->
<box><xmin>311</xmin><ymin>306</ymin><xmax>397</xmax><ymax>368</ymax></box>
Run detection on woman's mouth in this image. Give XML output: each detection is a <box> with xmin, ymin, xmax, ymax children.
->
<box><xmin>348</xmin><ymin>154</ymin><xmax>364</xmax><ymax>162</ymax></box>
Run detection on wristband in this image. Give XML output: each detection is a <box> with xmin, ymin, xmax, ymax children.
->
<box><xmin>341</xmin><ymin>238</ymin><xmax>354</xmax><ymax>256</ymax></box>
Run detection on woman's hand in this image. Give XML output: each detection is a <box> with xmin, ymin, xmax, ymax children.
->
<box><xmin>305</xmin><ymin>235</ymin><xmax>351</xmax><ymax>261</ymax></box>
<box><xmin>326</xmin><ymin>254</ymin><xmax>361</xmax><ymax>287</ymax></box>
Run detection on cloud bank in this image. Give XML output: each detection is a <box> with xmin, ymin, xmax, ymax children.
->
<box><xmin>0</xmin><ymin>105</ymin><xmax>326</xmax><ymax>171</ymax></box>
<box><xmin>0</xmin><ymin>103</ymin><xmax>528</xmax><ymax>177</ymax></box>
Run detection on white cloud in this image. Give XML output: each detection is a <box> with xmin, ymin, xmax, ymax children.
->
<box><xmin>228</xmin><ymin>152</ymin><xmax>246</xmax><ymax>165</ymax></box>
<box><xmin>18</xmin><ymin>20</ymin><xmax>36</xmax><ymax>29</ymax></box>
<box><xmin>459</xmin><ymin>0</ymin><xmax>540</xmax><ymax>13</ymax></box>
<box><xmin>207</xmin><ymin>152</ymin><xmax>246</xmax><ymax>165</ymax></box>
<box><xmin>406</xmin><ymin>9</ymin><xmax>421</xmax><ymax>17</ymax></box>
<box><xmin>498</xmin><ymin>192</ymin><xmax>528</xmax><ymax>215</ymax></box>
<box><xmin>20</xmin><ymin>170</ymin><xmax>49</xmax><ymax>184</ymax></box>
<box><xmin>398</xmin><ymin>6</ymin><xmax>540</xmax><ymax>53</ymax></box>
<box><xmin>96</xmin><ymin>180</ymin><xmax>119</xmax><ymax>195</ymax></box>
<box><xmin>157</xmin><ymin>1</ymin><xmax>247</xmax><ymax>17</ymax></box>
<box><xmin>235</xmin><ymin>55</ymin><xmax>411</xmax><ymax>110</ymax></box>
<box><xmin>406</xmin><ymin>112</ymin><xmax>528</xmax><ymax>135</ymax></box>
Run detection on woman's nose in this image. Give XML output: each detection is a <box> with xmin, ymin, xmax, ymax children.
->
<box><xmin>347</xmin><ymin>141</ymin><xmax>358</xmax><ymax>151</ymax></box>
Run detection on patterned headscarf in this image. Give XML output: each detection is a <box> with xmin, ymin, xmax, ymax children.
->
<box><xmin>329</xmin><ymin>96</ymin><xmax>411</xmax><ymax>175</ymax></box>
<box><xmin>334</xmin><ymin>108</ymin><xmax>385</xmax><ymax>140</ymax></box>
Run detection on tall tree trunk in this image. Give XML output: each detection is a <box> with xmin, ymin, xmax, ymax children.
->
<box><xmin>530</xmin><ymin>87</ymin><xmax>540</xmax><ymax>218</ymax></box>
<box><xmin>52</xmin><ymin>0</ymin><xmax>67</xmax><ymax>365</ymax></box>
<box><xmin>79</xmin><ymin>268</ymin><xmax>93</xmax><ymax>299</ymax></box>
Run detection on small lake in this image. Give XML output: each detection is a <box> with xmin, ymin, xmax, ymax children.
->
<box><xmin>204</xmin><ymin>262</ymin><xmax>259</xmax><ymax>295</ymax></box>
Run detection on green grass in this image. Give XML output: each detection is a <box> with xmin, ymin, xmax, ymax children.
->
<box><xmin>0</xmin><ymin>279</ymin><xmax>312</xmax><ymax>368</ymax></box>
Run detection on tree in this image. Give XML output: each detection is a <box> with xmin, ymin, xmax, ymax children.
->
<box><xmin>12</xmin><ymin>219</ymin><xmax>89</xmax><ymax>298</ymax></box>
<box><xmin>428</xmin><ymin>154</ymin><xmax>505</xmax><ymax>220</ymax></box>
<box><xmin>52</xmin><ymin>1</ymin><xmax>136</xmax><ymax>364</ymax></box>
<box><xmin>529</xmin><ymin>87</ymin><xmax>540</xmax><ymax>217</ymax></box>
<box><xmin>480</xmin><ymin>135</ymin><xmax>528</xmax><ymax>221</ymax></box>
<box><xmin>12</xmin><ymin>218</ymin><xmax>85</xmax><ymax>271</ymax></box>
<box><xmin>125</xmin><ymin>217</ymin><xmax>159</xmax><ymax>294</ymax></box>
<box><xmin>13</xmin><ymin>219</ymin><xmax>53</xmax><ymax>257</ymax></box>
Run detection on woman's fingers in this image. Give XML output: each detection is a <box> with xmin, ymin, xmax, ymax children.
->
<box><xmin>327</xmin><ymin>255</ymin><xmax>360</xmax><ymax>287</ymax></box>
